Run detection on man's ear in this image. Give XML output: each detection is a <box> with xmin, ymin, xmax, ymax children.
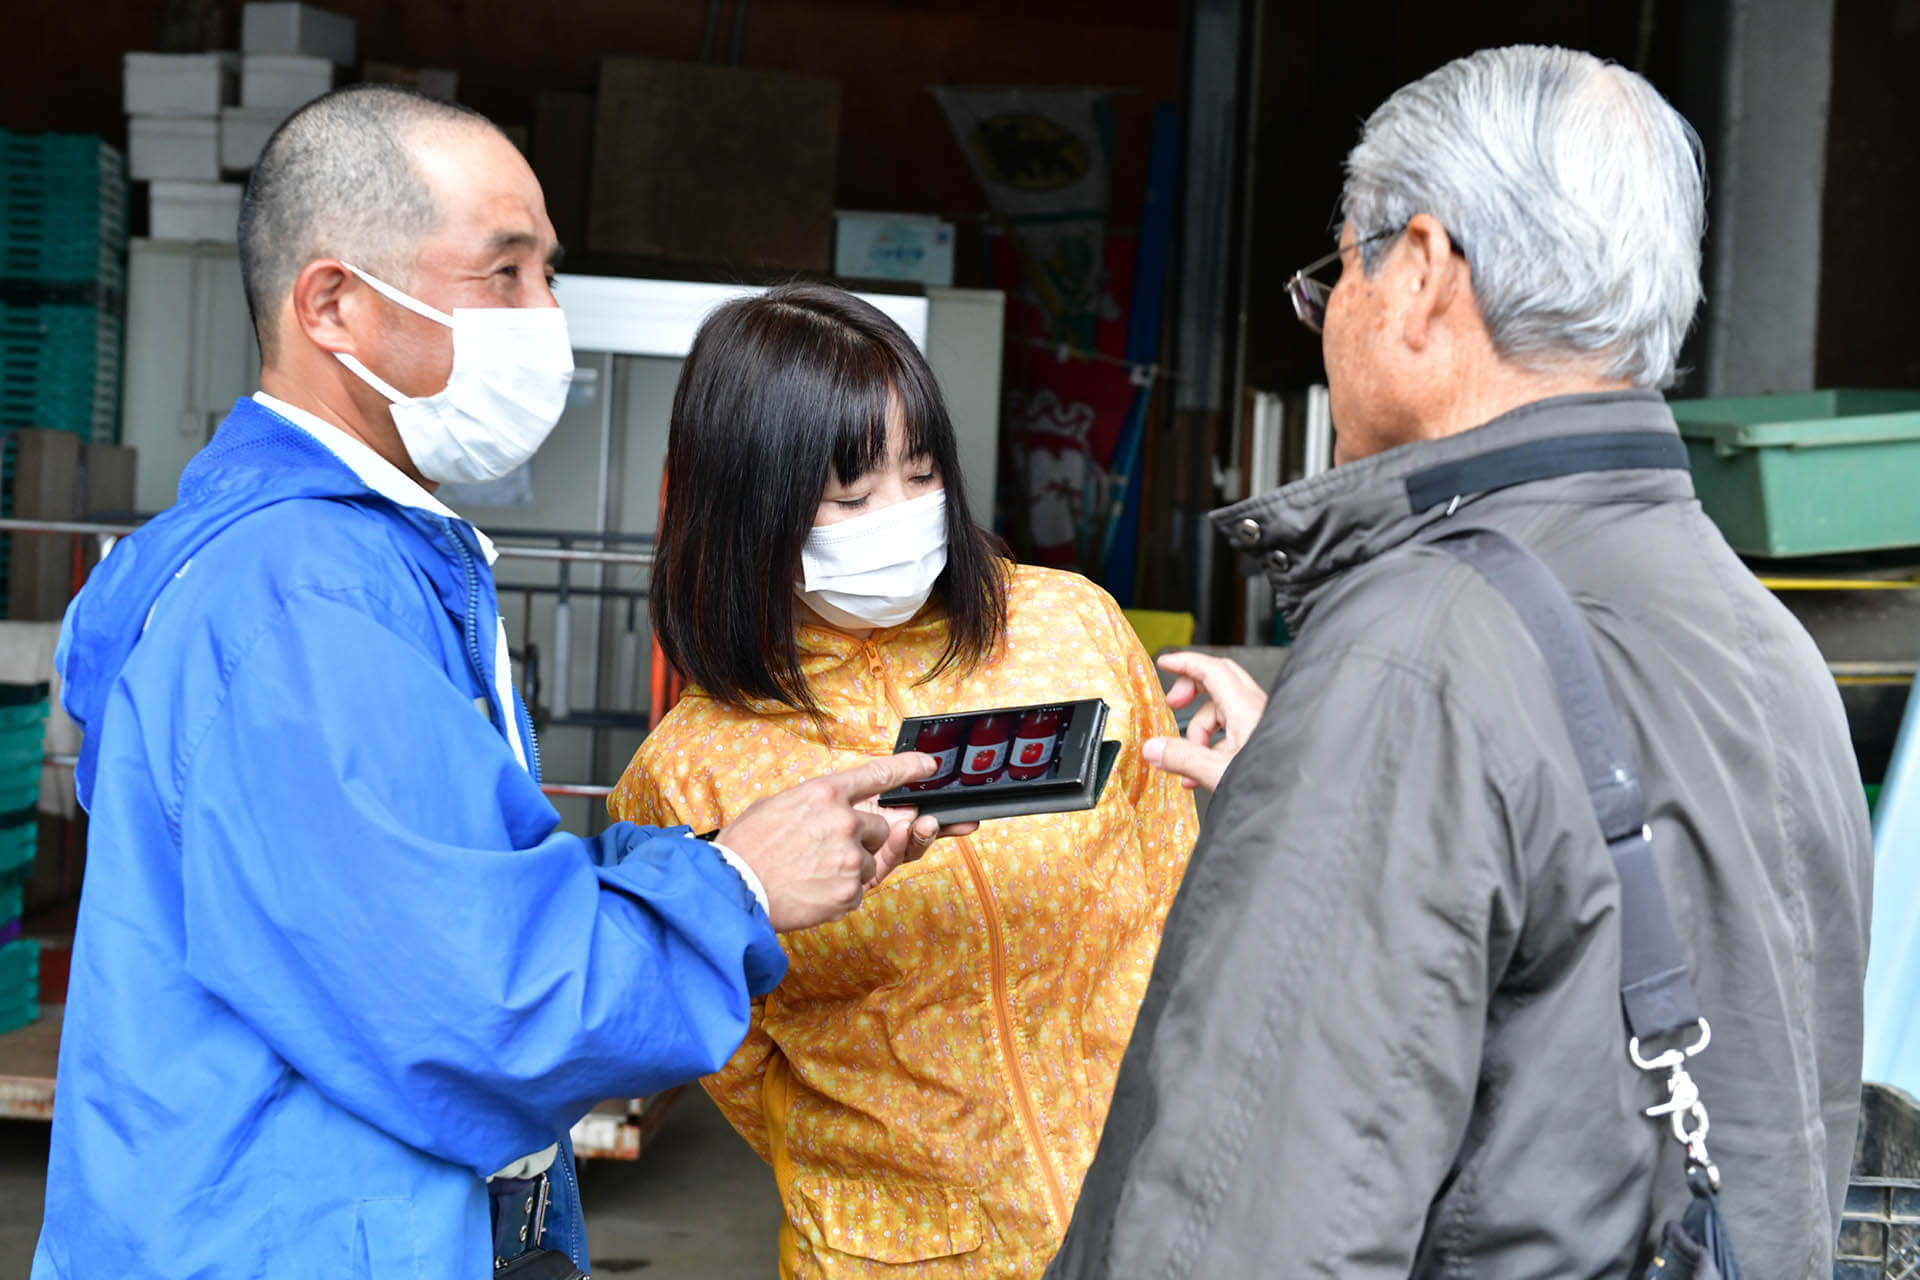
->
<box><xmin>289</xmin><ymin>259</ymin><xmax>363</xmax><ymax>358</ymax></box>
<box><xmin>1397</xmin><ymin>212</ymin><xmax>1469</xmax><ymax>353</ymax></box>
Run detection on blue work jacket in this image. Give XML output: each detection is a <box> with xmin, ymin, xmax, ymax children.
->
<box><xmin>32</xmin><ymin>397</ymin><xmax>786</xmax><ymax>1278</ymax></box>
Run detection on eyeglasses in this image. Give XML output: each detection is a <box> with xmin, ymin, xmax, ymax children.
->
<box><xmin>1285</xmin><ymin>227</ymin><xmax>1404</xmax><ymax>334</ymax></box>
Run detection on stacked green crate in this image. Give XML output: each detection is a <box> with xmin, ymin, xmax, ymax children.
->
<box><xmin>0</xmin><ymin>130</ymin><xmax>128</xmax><ymax>447</ymax></box>
<box><xmin>0</xmin><ymin>938</ymin><xmax>37</xmax><ymax>1034</ymax></box>
<box><xmin>0</xmin><ymin>684</ymin><xmax>47</xmax><ymax>937</ymax></box>
<box><xmin>0</xmin><ymin>132</ymin><xmax>127</xmax><ymax>289</ymax></box>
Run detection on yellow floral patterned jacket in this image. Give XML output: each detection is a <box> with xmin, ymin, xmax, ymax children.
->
<box><xmin>608</xmin><ymin>564</ymin><xmax>1196</xmax><ymax>1278</ymax></box>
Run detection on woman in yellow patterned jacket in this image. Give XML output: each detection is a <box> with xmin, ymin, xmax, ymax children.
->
<box><xmin>608</xmin><ymin>284</ymin><xmax>1196</xmax><ymax>1279</ymax></box>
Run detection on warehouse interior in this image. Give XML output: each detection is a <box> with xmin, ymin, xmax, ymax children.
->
<box><xmin>2</xmin><ymin>0</ymin><xmax>1919</xmax><ymax>1274</ymax></box>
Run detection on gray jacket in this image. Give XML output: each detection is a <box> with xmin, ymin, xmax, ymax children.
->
<box><xmin>1047</xmin><ymin>391</ymin><xmax>1872</xmax><ymax>1278</ymax></box>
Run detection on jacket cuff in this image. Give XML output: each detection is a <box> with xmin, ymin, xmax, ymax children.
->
<box><xmin>703</xmin><ymin>838</ymin><xmax>771</xmax><ymax>919</ymax></box>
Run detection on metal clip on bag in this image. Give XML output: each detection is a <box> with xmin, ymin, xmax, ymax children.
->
<box><xmin>1426</xmin><ymin>526</ymin><xmax>1742</xmax><ymax>1280</ymax></box>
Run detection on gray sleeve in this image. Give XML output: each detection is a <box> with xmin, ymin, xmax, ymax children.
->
<box><xmin>1053</xmin><ymin>649</ymin><xmax>1523</xmax><ymax>1279</ymax></box>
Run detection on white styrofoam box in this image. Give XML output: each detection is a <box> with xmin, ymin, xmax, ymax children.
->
<box><xmin>123</xmin><ymin>53</ymin><xmax>238</xmax><ymax>116</ymax></box>
<box><xmin>219</xmin><ymin>106</ymin><xmax>293</xmax><ymax>171</ymax></box>
<box><xmin>149</xmin><ymin>181</ymin><xmax>245</xmax><ymax>243</ymax></box>
<box><xmin>128</xmin><ymin>116</ymin><xmax>221</xmax><ymax>182</ymax></box>
<box><xmin>241</xmin><ymin>53</ymin><xmax>334</xmax><ymax>111</ymax></box>
<box><xmin>833</xmin><ymin>211</ymin><xmax>956</xmax><ymax>287</ymax></box>
<box><xmin>241</xmin><ymin>2</ymin><xmax>356</xmax><ymax>66</ymax></box>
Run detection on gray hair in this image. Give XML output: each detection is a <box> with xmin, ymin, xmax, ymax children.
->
<box><xmin>1341</xmin><ymin>46</ymin><xmax>1706</xmax><ymax>389</ymax></box>
<box><xmin>237</xmin><ymin>84</ymin><xmax>495</xmax><ymax>361</ymax></box>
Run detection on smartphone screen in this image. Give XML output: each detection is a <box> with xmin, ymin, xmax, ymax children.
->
<box><xmin>901</xmin><ymin>704</ymin><xmax>1073</xmax><ymax>793</ymax></box>
<box><xmin>878</xmin><ymin>699</ymin><xmax>1108</xmax><ymax>817</ymax></box>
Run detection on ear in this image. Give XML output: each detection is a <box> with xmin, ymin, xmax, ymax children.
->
<box><xmin>288</xmin><ymin>259</ymin><xmax>366</xmax><ymax>358</ymax></box>
<box><xmin>1396</xmin><ymin>213</ymin><xmax>1470</xmax><ymax>352</ymax></box>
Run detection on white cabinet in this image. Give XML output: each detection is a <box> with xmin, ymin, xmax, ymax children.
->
<box><xmin>120</xmin><ymin>238</ymin><xmax>259</xmax><ymax>512</ymax></box>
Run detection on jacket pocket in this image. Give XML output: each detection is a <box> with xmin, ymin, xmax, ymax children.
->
<box><xmin>790</xmin><ymin>1175</ymin><xmax>982</xmax><ymax>1263</ymax></box>
<box><xmin>352</xmin><ymin>1196</ymin><xmax>423</xmax><ymax>1280</ymax></box>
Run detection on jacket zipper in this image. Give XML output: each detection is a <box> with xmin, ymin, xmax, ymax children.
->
<box><xmin>456</xmin><ymin>518</ymin><xmax>576</xmax><ymax>1258</ymax></box>
<box><xmin>454</xmin><ymin>519</ymin><xmax>578</xmax><ymax>1260</ymax></box>
<box><xmin>555</xmin><ymin>1140</ymin><xmax>583</xmax><ymax>1261</ymax></box>
<box><xmin>447</xmin><ymin>523</ymin><xmax>493</xmax><ymax>725</ymax></box>
<box><xmin>448</xmin><ymin>519</ymin><xmax>540</xmax><ymax>779</ymax></box>
<box><xmin>860</xmin><ymin>642</ymin><xmax>1072</xmax><ymax>1231</ymax></box>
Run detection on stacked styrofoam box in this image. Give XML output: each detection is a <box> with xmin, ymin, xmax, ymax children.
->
<box><xmin>226</xmin><ymin>4</ymin><xmax>352</xmax><ymax>172</ymax></box>
<box><xmin>124</xmin><ymin>52</ymin><xmax>241</xmax><ymax>241</ymax></box>
<box><xmin>125</xmin><ymin>8</ymin><xmax>353</xmax><ymax>240</ymax></box>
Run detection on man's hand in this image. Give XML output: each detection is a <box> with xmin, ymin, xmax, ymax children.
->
<box><xmin>1144</xmin><ymin>651</ymin><xmax>1270</xmax><ymax>793</ymax></box>
<box><xmin>718</xmin><ymin>753</ymin><xmax>953</xmax><ymax>933</ymax></box>
<box><xmin>866</xmin><ymin>806</ymin><xmax>978</xmax><ymax>889</ymax></box>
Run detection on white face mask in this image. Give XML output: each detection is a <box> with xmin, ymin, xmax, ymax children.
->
<box><xmin>797</xmin><ymin>489</ymin><xmax>949</xmax><ymax>630</ymax></box>
<box><xmin>333</xmin><ymin>262</ymin><xmax>574</xmax><ymax>485</ymax></box>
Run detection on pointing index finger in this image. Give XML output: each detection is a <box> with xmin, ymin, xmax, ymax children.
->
<box><xmin>823</xmin><ymin>752</ymin><xmax>938</xmax><ymax>804</ymax></box>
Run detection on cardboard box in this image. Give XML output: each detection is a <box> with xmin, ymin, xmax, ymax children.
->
<box><xmin>362</xmin><ymin>61</ymin><xmax>459</xmax><ymax>103</ymax></box>
<box><xmin>219</xmin><ymin>105</ymin><xmax>292</xmax><ymax>171</ymax></box>
<box><xmin>123</xmin><ymin>53</ymin><xmax>237</xmax><ymax>117</ymax></box>
<box><xmin>587</xmin><ymin>57</ymin><xmax>839</xmax><ymax>271</ymax></box>
<box><xmin>149</xmin><ymin>181</ymin><xmax>244</xmax><ymax>242</ymax></box>
<box><xmin>834</xmin><ymin>211</ymin><xmax>956</xmax><ymax>286</ymax></box>
<box><xmin>128</xmin><ymin>116</ymin><xmax>220</xmax><ymax>182</ymax></box>
<box><xmin>241</xmin><ymin>2</ymin><xmax>356</xmax><ymax>67</ymax></box>
<box><xmin>241</xmin><ymin>53</ymin><xmax>333</xmax><ymax>111</ymax></box>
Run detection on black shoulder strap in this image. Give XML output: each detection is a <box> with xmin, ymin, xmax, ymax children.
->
<box><xmin>1425</xmin><ymin>525</ymin><xmax>1702</xmax><ymax>1043</ymax></box>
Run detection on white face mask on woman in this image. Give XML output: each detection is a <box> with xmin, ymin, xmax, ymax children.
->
<box><xmin>333</xmin><ymin>262</ymin><xmax>575</xmax><ymax>485</ymax></box>
<box><xmin>796</xmin><ymin>489</ymin><xmax>949</xmax><ymax>630</ymax></box>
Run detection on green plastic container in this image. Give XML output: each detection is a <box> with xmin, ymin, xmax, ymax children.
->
<box><xmin>1668</xmin><ymin>390</ymin><xmax>1920</xmax><ymax>557</ymax></box>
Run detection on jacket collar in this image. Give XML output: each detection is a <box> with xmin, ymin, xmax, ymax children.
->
<box><xmin>61</xmin><ymin>398</ymin><xmax>486</xmax><ymax>805</ymax></box>
<box><xmin>1212</xmin><ymin>390</ymin><xmax>1694</xmax><ymax>631</ymax></box>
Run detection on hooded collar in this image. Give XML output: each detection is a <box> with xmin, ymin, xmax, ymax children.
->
<box><xmin>60</xmin><ymin>397</ymin><xmax>487</xmax><ymax>805</ymax></box>
<box><xmin>1212</xmin><ymin>390</ymin><xmax>1694</xmax><ymax>632</ymax></box>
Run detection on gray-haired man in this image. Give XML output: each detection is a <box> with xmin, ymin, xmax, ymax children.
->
<box><xmin>1047</xmin><ymin>45</ymin><xmax>1871</xmax><ymax>1278</ymax></box>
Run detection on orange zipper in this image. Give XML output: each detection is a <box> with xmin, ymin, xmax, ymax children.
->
<box><xmin>861</xmin><ymin>642</ymin><xmax>1073</xmax><ymax>1231</ymax></box>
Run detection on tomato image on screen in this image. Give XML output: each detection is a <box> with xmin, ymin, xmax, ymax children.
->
<box><xmin>959</xmin><ymin>715</ymin><xmax>1014</xmax><ymax>786</ymax></box>
<box><xmin>1006</xmin><ymin>706</ymin><xmax>1066</xmax><ymax>780</ymax></box>
<box><xmin>907</xmin><ymin>718</ymin><xmax>966</xmax><ymax>791</ymax></box>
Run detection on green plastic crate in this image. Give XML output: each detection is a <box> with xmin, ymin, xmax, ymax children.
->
<box><xmin>0</xmin><ymin>774</ymin><xmax>40</xmax><ymax>815</ymax></box>
<box><xmin>1669</xmin><ymin>390</ymin><xmax>1920</xmax><ymax>557</ymax></box>
<box><xmin>0</xmin><ymin>131</ymin><xmax>128</xmax><ymax>288</ymax></box>
<box><xmin>0</xmin><ymin>999</ymin><xmax>40</xmax><ymax>1036</ymax></box>
<box><xmin>0</xmin><ymin>937</ymin><xmax>36</xmax><ymax>982</ymax></box>
<box><xmin>0</xmin><ymin>810</ymin><xmax>38</xmax><ymax>927</ymax></box>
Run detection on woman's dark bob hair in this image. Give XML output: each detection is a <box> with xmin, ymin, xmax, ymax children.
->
<box><xmin>652</xmin><ymin>283</ymin><xmax>1009</xmax><ymax>715</ymax></box>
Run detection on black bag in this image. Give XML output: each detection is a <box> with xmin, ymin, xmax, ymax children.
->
<box><xmin>1427</xmin><ymin>526</ymin><xmax>1742</xmax><ymax>1280</ymax></box>
<box><xmin>496</xmin><ymin>1251</ymin><xmax>589</xmax><ymax>1280</ymax></box>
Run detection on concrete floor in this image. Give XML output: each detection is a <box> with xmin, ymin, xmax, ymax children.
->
<box><xmin>0</xmin><ymin>1090</ymin><xmax>783</xmax><ymax>1279</ymax></box>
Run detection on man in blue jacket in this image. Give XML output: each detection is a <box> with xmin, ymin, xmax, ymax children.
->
<box><xmin>32</xmin><ymin>85</ymin><xmax>946</xmax><ymax>1279</ymax></box>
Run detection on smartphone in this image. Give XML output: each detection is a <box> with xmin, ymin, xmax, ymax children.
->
<box><xmin>876</xmin><ymin>698</ymin><xmax>1121</xmax><ymax>824</ymax></box>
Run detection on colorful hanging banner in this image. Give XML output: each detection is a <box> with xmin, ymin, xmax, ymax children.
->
<box><xmin>934</xmin><ymin>85</ymin><xmax>1113</xmax><ymax>347</ymax></box>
